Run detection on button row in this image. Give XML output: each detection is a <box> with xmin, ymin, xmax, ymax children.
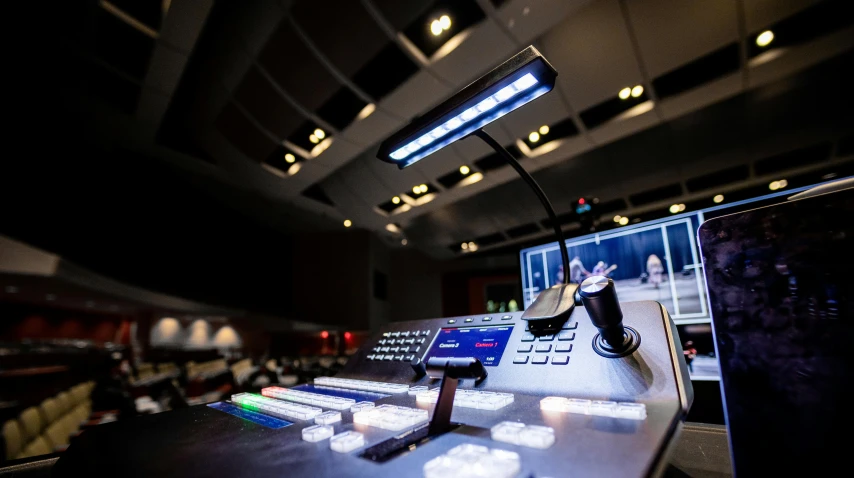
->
<box><xmin>525</xmin><ymin>321</ymin><xmax>578</xmax><ymax>331</ymax></box>
<box><xmin>415</xmin><ymin>389</ymin><xmax>514</xmax><ymax>410</ymax></box>
<box><xmin>517</xmin><ymin>344</ymin><xmax>572</xmax><ymax>353</ymax></box>
<box><xmin>491</xmin><ymin>421</ymin><xmax>555</xmax><ymax>449</ymax></box>
<box><xmin>314</xmin><ymin>377</ymin><xmax>410</xmax><ymax>394</ymax></box>
<box><xmin>261</xmin><ymin>386</ymin><xmax>355</xmax><ymax>410</ymax></box>
<box><xmin>448</xmin><ymin>315</ymin><xmax>513</xmax><ymax>325</ymax></box>
<box><xmin>520</xmin><ymin>332</ymin><xmax>575</xmax><ymax>342</ymax></box>
<box><xmin>513</xmin><ymin>354</ymin><xmax>570</xmax><ymax>365</ymax></box>
<box><xmin>231</xmin><ymin>393</ymin><xmax>321</xmax><ymax>421</ymax></box>
<box><xmin>377</xmin><ymin>337</ymin><xmax>426</xmax><ymax>345</ymax></box>
<box><xmin>382</xmin><ymin>330</ymin><xmax>430</xmax><ymax>338</ymax></box>
<box><xmin>540</xmin><ymin>397</ymin><xmax>647</xmax><ymax>420</ymax></box>
<box><xmin>424</xmin><ymin>444</ymin><xmax>521</xmax><ymax>478</ymax></box>
<box><xmin>371</xmin><ymin>345</ymin><xmax>421</xmax><ymax>354</ymax></box>
<box><xmin>367</xmin><ymin>354</ymin><xmax>415</xmax><ymax>362</ymax></box>
<box><xmin>352</xmin><ymin>404</ymin><xmax>429</xmax><ymax>431</ymax></box>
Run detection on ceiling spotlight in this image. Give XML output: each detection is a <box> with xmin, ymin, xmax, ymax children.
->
<box><xmin>285</xmin><ymin>153</ymin><xmax>296</xmax><ymax>163</ymax></box>
<box><xmin>401</xmin><ymin>239</ymin><xmax>408</xmax><ymax>246</ymax></box>
<box><xmin>461</xmin><ymin>242</ymin><xmax>469</xmax><ymax>250</ymax></box>
<box><xmin>619</xmin><ymin>87</ymin><xmax>631</xmax><ymax>100</ymax></box>
<box><xmin>619</xmin><ymin>217</ymin><xmax>629</xmax><ymax>226</ymax></box>
<box><xmin>669</xmin><ymin>204</ymin><xmax>680</xmax><ymax>214</ymax></box>
<box><xmin>385</xmin><ymin>223</ymin><xmax>401</xmax><ymax>234</ymax></box>
<box><xmin>460</xmin><ymin>165</ymin><xmax>470</xmax><ymax>175</ymax></box>
<box><xmin>468</xmin><ymin>241</ymin><xmax>478</xmax><ymax>252</ymax></box>
<box><xmin>430</xmin><ymin>20</ymin><xmax>443</xmax><ymax>36</ymax></box>
<box><xmin>631</xmin><ymin>85</ymin><xmax>644</xmax><ymax>98</ymax></box>
<box><xmin>528</xmin><ymin>131</ymin><xmax>540</xmax><ymax>142</ymax></box>
<box><xmin>613</xmin><ymin>215</ymin><xmax>622</xmax><ymax>223</ymax></box>
<box><xmin>539</xmin><ymin>125</ymin><xmax>549</xmax><ymax>135</ymax></box>
<box><xmin>314</xmin><ymin>128</ymin><xmax>326</xmax><ymax>140</ymax></box>
<box><xmin>378</xmin><ymin>46</ymin><xmax>557</xmax><ymax>168</ymax></box>
<box><xmin>439</xmin><ymin>15</ymin><xmax>451</xmax><ymax>30</ymax></box>
<box><xmin>392</xmin><ymin>196</ymin><xmax>401</xmax><ymax>205</ymax></box>
<box><xmin>309</xmin><ymin>134</ymin><xmax>319</xmax><ymax>144</ymax></box>
<box><xmin>343</xmin><ymin>219</ymin><xmax>352</xmax><ymax>228</ymax></box>
<box><xmin>756</xmin><ymin>30</ymin><xmax>774</xmax><ymax>48</ymax></box>
<box><xmin>419</xmin><ymin>184</ymin><xmax>428</xmax><ymax>193</ymax></box>
<box><xmin>412</xmin><ymin>185</ymin><xmax>421</xmax><ymax>194</ymax></box>
<box><xmin>769</xmin><ymin>179</ymin><xmax>787</xmax><ymax>191</ymax></box>
<box><xmin>713</xmin><ymin>194</ymin><xmax>724</xmax><ymax>204</ymax></box>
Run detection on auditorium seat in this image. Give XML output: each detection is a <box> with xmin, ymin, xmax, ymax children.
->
<box><xmin>18</xmin><ymin>408</ymin><xmax>43</xmax><ymax>444</ymax></box>
<box><xmin>55</xmin><ymin>391</ymin><xmax>73</xmax><ymax>415</ymax></box>
<box><xmin>2</xmin><ymin>420</ymin><xmax>23</xmax><ymax>461</ymax></box>
<box><xmin>38</xmin><ymin>398</ymin><xmax>61</xmax><ymax>427</ymax></box>
<box><xmin>18</xmin><ymin>436</ymin><xmax>52</xmax><ymax>459</ymax></box>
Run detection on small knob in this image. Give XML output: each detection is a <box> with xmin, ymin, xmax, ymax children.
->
<box><xmin>579</xmin><ymin>276</ymin><xmax>625</xmax><ymax>348</ymax></box>
<box><xmin>410</xmin><ymin>357</ymin><xmax>427</xmax><ymax>378</ymax></box>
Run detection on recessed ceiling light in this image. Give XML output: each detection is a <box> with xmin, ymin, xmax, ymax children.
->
<box><xmin>713</xmin><ymin>194</ymin><xmax>724</xmax><ymax>203</ymax></box>
<box><xmin>343</xmin><ymin>219</ymin><xmax>352</xmax><ymax>228</ymax></box>
<box><xmin>631</xmin><ymin>85</ymin><xmax>644</xmax><ymax>98</ymax></box>
<box><xmin>467</xmin><ymin>241</ymin><xmax>478</xmax><ymax>252</ymax></box>
<box><xmin>285</xmin><ymin>153</ymin><xmax>296</xmax><ymax>163</ymax></box>
<box><xmin>401</xmin><ymin>239</ymin><xmax>408</xmax><ymax>246</ymax></box>
<box><xmin>392</xmin><ymin>196</ymin><xmax>401</xmax><ymax>205</ymax></box>
<box><xmin>528</xmin><ymin>131</ymin><xmax>540</xmax><ymax>142</ymax></box>
<box><xmin>419</xmin><ymin>184</ymin><xmax>428</xmax><ymax>193</ymax></box>
<box><xmin>669</xmin><ymin>204</ymin><xmax>680</xmax><ymax>214</ymax></box>
<box><xmin>439</xmin><ymin>15</ymin><xmax>451</xmax><ymax>30</ymax></box>
<box><xmin>309</xmin><ymin>134</ymin><xmax>319</xmax><ymax>144</ymax></box>
<box><xmin>619</xmin><ymin>217</ymin><xmax>629</xmax><ymax>226</ymax></box>
<box><xmin>430</xmin><ymin>19</ymin><xmax>443</xmax><ymax>36</ymax></box>
<box><xmin>385</xmin><ymin>223</ymin><xmax>401</xmax><ymax>234</ymax></box>
<box><xmin>461</xmin><ymin>242</ymin><xmax>468</xmax><ymax>250</ymax></box>
<box><xmin>769</xmin><ymin>179</ymin><xmax>787</xmax><ymax>191</ymax></box>
<box><xmin>539</xmin><ymin>125</ymin><xmax>549</xmax><ymax>135</ymax></box>
<box><xmin>459</xmin><ymin>165</ymin><xmax>470</xmax><ymax>175</ymax></box>
<box><xmin>619</xmin><ymin>87</ymin><xmax>631</xmax><ymax>100</ymax></box>
<box><xmin>314</xmin><ymin>129</ymin><xmax>326</xmax><ymax>140</ymax></box>
<box><xmin>613</xmin><ymin>215</ymin><xmax>622</xmax><ymax>223</ymax></box>
<box><xmin>756</xmin><ymin>30</ymin><xmax>774</xmax><ymax>48</ymax></box>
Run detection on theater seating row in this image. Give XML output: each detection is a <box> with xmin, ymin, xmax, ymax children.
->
<box><xmin>2</xmin><ymin>381</ymin><xmax>95</xmax><ymax>461</ymax></box>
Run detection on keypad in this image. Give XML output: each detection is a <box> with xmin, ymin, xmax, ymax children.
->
<box><xmin>262</xmin><ymin>386</ymin><xmax>355</xmax><ymax>410</ymax></box>
<box><xmin>556</xmin><ymin>343</ymin><xmax>572</xmax><ymax>353</ymax></box>
<box><xmin>535</xmin><ymin>344</ymin><xmax>551</xmax><ymax>353</ymax></box>
<box><xmin>329</xmin><ymin>431</ymin><xmax>364</xmax><ymax>453</ymax></box>
<box><xmin>540</xmin><ymin>397</ymin><xmax>647</xmax><ymax>420</ymax></box>
<box><xmin>551</xmin><ymin>355</ymin><xmax>569</xmax><ymax>365</ymax></box>
<box><xmin>517</xmin><ymin>344</ymin><xmax>533</xmax><ymax>353</ymax></box>
<box><xmin>302</xmin><ymin>424</ymin><xmax>334</xmax><ymax>442</ymax></box>
<box><xmin>491</xmin><ymin>421</ymin><xmax>555</xmax><ymax>449</ymax></box>
<box><xmin>531</xmin><ymin>356</ymin><xmax>548</xmax><ymax>364</ymax></box>
<box><xmin>231</xmin><ymin>393</ymin><xmax>321</xmax><ymax>421</ymax></box>
<box><xmin>416</xmin><ymin>389</ymin><xmax>514</xmax><ymax>410</ymax></box>
<box><xmin>314</xmin><ymin>377</ymin><xmax>409</xmax><ymax>394</ymax></box>
<box><xmin>352</xmin><ymin>404</ymin><xmax>429</xmax><ymax>431</ymax></box>
<box><xmin>424</xmin><ymin>444</ymin><xmax>521</xmax><ymax>478</ymax></box>
<box><xmin>558</xmin><ymin>331</ymin><xmax>575</xmax><ymax>341</ymax></box>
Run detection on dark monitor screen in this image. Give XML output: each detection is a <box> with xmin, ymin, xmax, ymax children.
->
<box><xmin>699</xmin><ymin>187</ymin><xmax>854</xmax><ymax>476</ymax></box>
<box><xmin>424</xmin><ymin>325</ymin><xmax>514</xmax><ymax>367</ymax></box>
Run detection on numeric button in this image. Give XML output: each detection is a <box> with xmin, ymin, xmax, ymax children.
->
<box><xmin>517</xmin><ymin>344</ymin><xmax>533</xmax><ymax>353</ymax></box>
<box><xmin>551</xmin><ymin>356</ymin><xmax>570</xmax><ymax>365</ymax></box>
<box><xmin>521</xmin><ymin>333</ymin><xmax>535</xmax><ymax>342</ymax></box>
<box><xmin>532</xmin><ymin>356</ymin><xmax>548</xmax><ymax>364</ymax></box>
<box><xmin>535</xmin><ymin>344</ymin><xmax>552</xmax><ymax>353</ymax></box>
<box><xmin>558</xmin><ymin>332</ymin><xmax>575</xmax><ymax>341</ymax></box>
<box><xmin>513</xmin><ymin>356</ymin><xmax>529</xmax><ymax>364</ymax></box>
<box><xmin>562</xmin><ymin>322</ymin><xmax>578</xmax><ymax>330</ymax></box>
<box><xmin>555</xmin><ymin>344</ymin><xmax>572</xmax><ymax>353</ymax></box>
<box><xmin>539</xmin><ymin>335</ymin><xmax>555</xmax><ymax>342</ymax></box>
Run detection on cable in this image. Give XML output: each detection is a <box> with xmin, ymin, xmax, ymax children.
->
<box><xmin>472</xmin><ymin>129</ymin><xmax>570</xmax><ymax>285</ymax></box>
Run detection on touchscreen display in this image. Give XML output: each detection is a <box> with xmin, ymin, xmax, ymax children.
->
<box><xmin>424</xmin><ymin>325</ymin><xmax>514</xmax><ymax>366</ymax></box>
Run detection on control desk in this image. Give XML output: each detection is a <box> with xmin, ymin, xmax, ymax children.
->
<box><xmin>54</xmin><ymin>281</ymin><xmax>692</xmax><ymax>478</ymax></box>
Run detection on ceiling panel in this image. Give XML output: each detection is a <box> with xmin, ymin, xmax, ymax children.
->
<box><xmin>449</xmin><ymin>122</ymin><xmax>515</xmax><ymax>161</ymax></box>
<box><xmin>371</xmin><ymin>0</ymin><xmax>435</xmax><ymax>31</ymax></box>
<box><xmin>258</xmin><ymin>21</ymin><xmax>341</xmax><ymax>111</ymax></box>
<box><xmin>495</xmin><ymin>0</ymin><xmax>591</xmax><ymax>45</ymax></box>
<box><xmin>540</xmin><ymin>0</ymin><xmax>643</xmax><ymax>112</ymax></box>
<box><xmin>380</xmin><ymin>69</ymin><xmax>452</xmax><ymax>119</ymax></box>
<box><xmin>292</xmin><ymin>0</ymin><xmax>388</xmax><ymax>78</ymax></box>
<box><xmin>496</xmin><ymin>93</ymin><xmax>572</xmax><ymax>139</ymax></box>
<box><xmin>743</xmin><ymin>0</ymin><xmax>819</xmax><ymax>32</ymax></box>
<box><xmin>233</xmin><ymin>66</ymin><xmax>304</xmax><ymax>138</ymax></box>
<box><xmin>339</xmin><ymin>107</ymin><xmax>404</xmax><ymax>148</ymax></box>
<box><xmin>430</xmin><ymin>21</ymin><xmax>518</xmax><ymax>88</ymax></box>
<box><xmin>215</xmin><ymin>102</ymin><xmax>278</xmax><ymax>162</ymax></box>
<box><xmin>334</xmin><ymin>157</ymin><xmax>396</xmax><ymax>206</ymax></box>
<box><xmin>626</xmin><ymin>0</ymin><xmax>739</xmax><ymax>77</ymax></box>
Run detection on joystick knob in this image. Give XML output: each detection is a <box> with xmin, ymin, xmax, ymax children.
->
<box><xmin>410</xmin><ymin>357</ymin><xmax>427</xmax><ymax>378</ymax></box>
<box><xmin>579</xmin><ymin>276</ymin><xmax>640</xmax><ymax>357</ymax></box>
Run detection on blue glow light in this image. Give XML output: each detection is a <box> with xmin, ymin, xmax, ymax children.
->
<box><xmin>389</xmin><ymin>73</ymin><xmax>541</xmax><ymax>166</ymax></box>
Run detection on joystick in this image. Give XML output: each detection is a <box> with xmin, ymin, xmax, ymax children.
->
<box><xmin>579</xmin><ymin>276</ymin><xmax>640</xmax><ymax>358</ymax></box>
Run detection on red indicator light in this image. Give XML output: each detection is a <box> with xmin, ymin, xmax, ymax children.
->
<box><xmin>578</xmin><ymin>198</ymin><xmax>585</xmax><ymax>205</ymax></box>
<box><xmin>321</xmin><ymin>331</ymin><xmax>329</xmax><ymax>339</ymax></box>
<box><xmin>344</xmin><ymin>332</ymin><xmax>352</xmax><ymax>340</ymax></box>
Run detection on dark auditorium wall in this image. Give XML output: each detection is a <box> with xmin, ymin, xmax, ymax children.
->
<box><xmin>0</xmin><ymin>303</ymin><xmax>132</xmax><ymax>344</ymax></box>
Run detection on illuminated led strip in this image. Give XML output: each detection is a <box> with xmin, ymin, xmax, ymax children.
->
<box><xmin>352</xmin><ymin>404</ymin><xmax>429</xmax><ymax>431</ymax></box>
<box><xmin>424</xmin><ymin>444</ymin><xmax>521</xmax><ymax>478</ymax></box>
<box><xmin>490</xmin><ymin>421</ymin><xmax>555</xmax><ymax>449</ymax></box>
<box><xmin>314</xmin><ymin>377</ymin><xmax>410</xmax><ymax>394</ymax></box>
<box><xmin>540</xmin><ymin>397</ymin><xmax>647</xmax><ymax>420</ymax></box>
<box><xmin>389</xmin><ymin>73</ymin><xmax>539</xmax><ymax>162</ymax></box>
<box><xmin>261</xmin><ymin>386</ymin><xmax>355</xmax><ymax>410</ymax></box>
<box><xmin>415</xmin><ymin>389</ymin><xmax>514</xmax><ymax>410</ymax></box>
<box><xmin>231</xmin><ymin>393</ymin><xmax>322</xmax><ymax>421</ymax></box>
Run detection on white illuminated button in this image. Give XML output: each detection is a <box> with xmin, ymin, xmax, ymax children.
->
<box><xmin>315</xmin><ymin>411</ymin><xmax>341</xmax><ymax>425</ymax></box>
<box><xmin>415</xmin><ymin>389</ymin><xmax>514</xmax><ymax>410</ymax></box>
<box><xmin>329</xmin><ymin>431</ymin><xmax>365</xmax><ymax>453</ymax></box>
<box><xmin>490</xmin><ymin>421</ymin><xmax>555</xmax><ymax>449</ymax></box>
<box><xmin>408</xmin><ymin>386</ymin><xmax>429</xmax><ymax>396</ymax></box>
<box><xmin>231</xmin><ymin>393</ymin><xmax>322</xmax><ymax>421</ymax></box>
<box><xmin>423</xmin><ymin>443</ymin><xmax>521</xmax><ymax>478</ymax></box>
<box><xmin>302</xmin><ymin>424</ymin><xmax>334</xmax><ymax>442</ymax></box>
<box><xmin>353</xmin><ymin>404</ymin><xmax>428</xmax><ymax>431</ymax></box>
<box><xmin>314</xmin><ymin>377</ymin><xmax>410</xmax><ymax>394</ymax></box>
<box><xmin>539</xmin><ymin>396</ymin><xmax>646</xmax><ymax>420</ymax></box>
<box><xmin>261</xmin><ymin>386</ymin><xmax>355</xmax><ymax>410</ymax></box>
<box><xmin>351</xmin><ymin>401</ymin><xmax>375</xmax><ymax>413</ymax></box>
